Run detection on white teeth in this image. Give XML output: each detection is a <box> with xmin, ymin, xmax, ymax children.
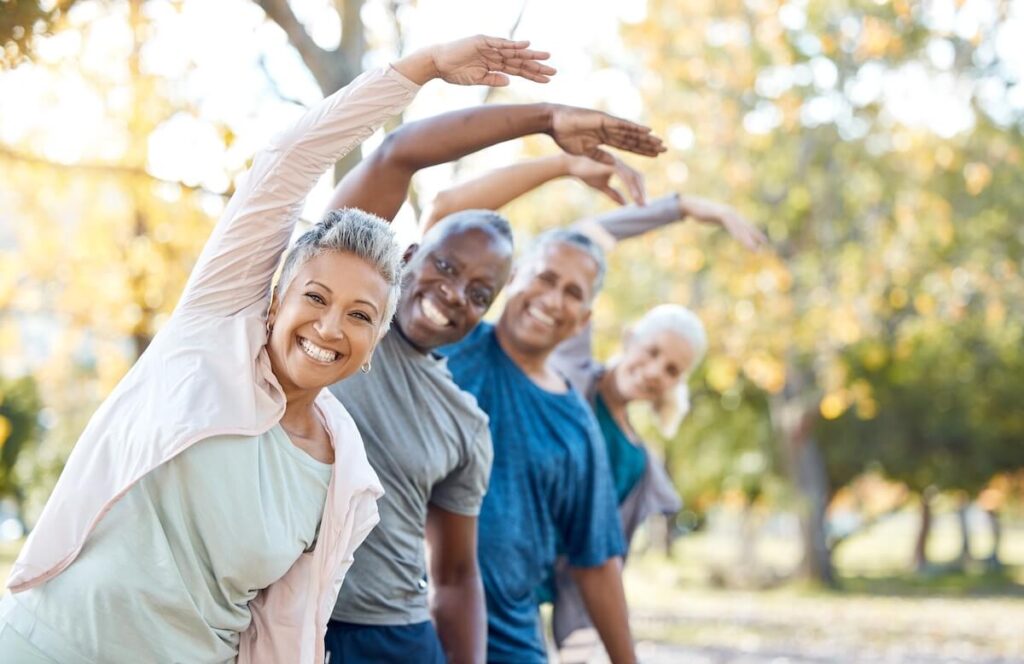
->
<box><xmin>299</xmin><ymin>337</ymin><xmax>339</xmax><ymax>363</ymax></box>
<box><xmin>421</xmin><ymin>297</ymin><xmax>451</xmax><ymax>327</ymax></box>
<box><xmin>528</xmin><ymin>306</ymin><xmax>556</xmax><ymax>327</ymax></box>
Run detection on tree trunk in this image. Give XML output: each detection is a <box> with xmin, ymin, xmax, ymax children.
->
<box><xmin>955</xmin><ymin>495</ymin><xmax>972</xmax><ymax>568</ymax></box>
<box><xmin>794</xmin><ymin>434</ymin><xmax>833</xmax><ymax>585</ymax></box>
<box><xmin>985</xmin><ymin>508</ymin><xmax>1002</xmax><ymax>571</ymax></box>
<box><xmin>772</xmin><ymin>371</ymin><xmax>834</xmax><ymax>586</ymax></box>
<box><xmin>913</xmin><ymin>490</ymin><xmax>933</xmax><ymax>573</ymax></box>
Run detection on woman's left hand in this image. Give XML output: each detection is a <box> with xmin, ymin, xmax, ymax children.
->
<box><xmin>678</xmin><ymin>194</ymin><xmax>768</xmax><ymax>251</ymax></box>
<box><xmin>396</xmin><ymin>35</ymin><xmax>556</xmax><ymax>86</ymax></box>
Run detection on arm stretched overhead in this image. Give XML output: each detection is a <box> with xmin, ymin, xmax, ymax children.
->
<box><xmin>327</xmin><ymin>105</ymin><xmax>664</xmax><ymax>223</ymax></box>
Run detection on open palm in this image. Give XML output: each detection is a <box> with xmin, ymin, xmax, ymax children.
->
<box><xmin>431</xmin><ymin>36</ymin><xmax>556</xmax><ymax>86</ymax></box>
<box><xmin>551</xmin><ymin>105</ymin><xmax>665</xmax><ymax>165</ymax></box>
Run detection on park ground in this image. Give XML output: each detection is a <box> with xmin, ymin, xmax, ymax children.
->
<box><xmin>2</xmin><ymin>509</ymin><xmax>1023</xmax><ymax>663</ymax></box>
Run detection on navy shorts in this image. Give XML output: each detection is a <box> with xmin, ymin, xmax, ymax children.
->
<box><xmin>324</xmin><ymin>619</ymin><xmax>447</xmax><ymax>664</ymax></box>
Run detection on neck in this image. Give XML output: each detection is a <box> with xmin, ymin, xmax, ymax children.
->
<box><xmin>279</xmin><ymin>384</ymin><xmax>321</xmax><ymax>435</ymax></box>
<box><xmin>495</xmin><ymin>316</ymin><xmax>556</xmax><ymax>384</ymax></box>
<box><xmin>393</xmin><ymin>316</ymin><xmax>430</xmax><ymax>355</ymax></box>
<box><xmin>597</xmin><ymin>362</ymin><xmax>631</xmax><ymax>411</ymax></box>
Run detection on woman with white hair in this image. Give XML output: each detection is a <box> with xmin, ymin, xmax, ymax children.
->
<box><xmin>0</xmin><ymin>36</ymin><xmax>555</xmax><ymax>663</ymax></box>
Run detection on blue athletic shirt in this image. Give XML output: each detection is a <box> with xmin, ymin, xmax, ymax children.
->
<box><xmin>440</xmin><ymin>323</ymin><xmax>626</xmax><ymax>663</ymax></box>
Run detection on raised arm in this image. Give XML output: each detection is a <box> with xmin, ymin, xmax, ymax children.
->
<box><xmin>328</xmin><ymin>104</ymin><xmax>554</xmax><ymax>220</ymax></box>
<box><xmin>575</xmin><ymin>191</ymin><xmax>768</xmax><ymax>251</ymax></box>
<box><xmin>333</xmin><ymin>103</ymin><xmax>664</xmax><ymax>225</ymax></box>
<box><xmin>424</xmin><ymin>152</ymin><xmax>649</xmax><ymax>231</ymax></box>
<box><xmin>175</xmin><ymin>35</ymin><xmax>555</xmax><ymax>318</ymax></box>
<box><xmin>175</xmin><ymin>67</ymin><xmax>419</xmax><ymax>318</ymax></box>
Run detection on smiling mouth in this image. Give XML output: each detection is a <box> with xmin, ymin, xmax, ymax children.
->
<box><xmin>421</xmin><ymin>297</ymin><xmax>452</xmax><ymax>327</ymax></box>
<box><xmin>298</xmin><ymin>336</ymin><xmax>340</xmax><ymax>363</ymax></box>
<box><xmin>526</xmin><ymin>305</ymin><xmax>556</xmax><ymax>328</ymax></box>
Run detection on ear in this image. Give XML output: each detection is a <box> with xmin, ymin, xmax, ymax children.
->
<box><xmin>402</xmin><ymin>243</ymin><xmax>419</xmax><ymax>267</ymax></box>
<box><xmin>267</xmin><ymin>290</ymin><xmax>281</xmax><ymax>326</ymax></box>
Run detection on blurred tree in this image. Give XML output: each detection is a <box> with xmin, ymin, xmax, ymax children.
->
<box><xmin>615</xmin><ymin>0</ymin><xmax>1024</xmax><ymax>584</ymax></box>
<box><xmin>0</xmin><ymin>375</ymin><xmax>42</xmax><ymax>514</ymax></box>
<box><xmin>0</xmin><ymin>0</ymin><xmax>220</xmax><ymax>517</ymax></box>
<box><xmin>0</xmin><ymin>0</ymin><xmax>77</xmax><ymax>68</ymax></box>
<box><xmin>251</xmin><ymin>0</ymin><xmax>370</xmax><ymax>179</ymax></box>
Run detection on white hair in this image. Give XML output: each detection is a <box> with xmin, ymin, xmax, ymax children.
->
<box><xmin>628</xmin><ymin>304</ymin><xmax>708</xmax><ymax>438</ymax></box>
<box><xmin>277</xmin><ymin>208</ymin><xmax>402</xmax><ymax>339</ymax></box>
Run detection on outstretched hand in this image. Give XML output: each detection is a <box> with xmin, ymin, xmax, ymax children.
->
<box><xmin>565</xmin><ymin>155</ymin><xmax>647</xmax><ymax>206</ymax></box>
<box><xmin>550</xmin><ymin>105</ymin><xmax>666</xmax><ymax>165</ymax></box>
<box><xmin>430</xmin><ymin>35</ymin><xmax>556</xmax><ymax>86</ymax></box>
<box><xmin>678</xmin><ymin>194</ymin><xmax>768</xmax><ymax>251</ymax></box>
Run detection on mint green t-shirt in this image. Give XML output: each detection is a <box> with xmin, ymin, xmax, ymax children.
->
<box><xmin>2</xmin><ymin>425</ymin><xmax>331</xmax><ymax>664</ymax></box>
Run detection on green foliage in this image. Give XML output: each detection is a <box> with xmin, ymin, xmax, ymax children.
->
<box><xmin>0</xmin><ymin>374</ymin><xmax>42</xmax><ymax>500</ymax></box>
<box><xmin>614</xmin><ymin>0</ymin><xmax>1024</xmax><ymax>507</ymax></box>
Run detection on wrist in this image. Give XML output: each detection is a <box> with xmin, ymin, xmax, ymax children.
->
<box><xmin>674</xmin><ymin>192</ymin><xmax>689</xmax><ymax>219</ymax></box>
<box><xmin>540</xmin><ymin>103</ymin><xmax>558</xmax><ymax>137</ymax></box>
<box><xmin>392</xmin><ymin>46</ymin><xmax>439</xmax><ymax>86</ymax></box>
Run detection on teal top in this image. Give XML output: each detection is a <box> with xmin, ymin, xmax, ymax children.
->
<box><xmin>594</xmin><ymin>393</ymin><xmax>647</xmax><ymax>504</ymax></box>
<box><xmin>2</xmin><ymin>425</ymin><xmax>331</xmax><ymax>664</ymax></box>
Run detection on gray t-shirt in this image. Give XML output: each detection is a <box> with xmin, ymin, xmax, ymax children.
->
<box><xmin>329</xmin><ymin>330</ymin><xmax>492</xmax><ymax>625</ymax></box>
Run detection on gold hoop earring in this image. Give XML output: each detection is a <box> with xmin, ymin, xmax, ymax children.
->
<box><xmin>361</xmin><ymin>362</ymin><xmax>372</xmax><ymax>374</ymax></box>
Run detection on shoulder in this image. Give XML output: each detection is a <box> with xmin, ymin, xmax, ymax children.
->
<box><xmin>438</xmin><ymin>322</ymin><xmax>494</xmax><ymax>359</ymax></box>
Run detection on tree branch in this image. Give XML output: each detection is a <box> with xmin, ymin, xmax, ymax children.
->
<box><xmin>257</xmin><ymin>54</ymin><xmax>309</xmax><ymax>108</ymax></box>
<box><xmin>255</xmin><ymin>0</ymin><xmax>335</xmax><ymax>93</ymax></box>
<box><xmin>337</xmin><ymin>0</ymin><xmax>366</xmax><ymax>85</ymax></box>
<box><xmin>0</xmin><ymin>146</ymin><xmax>229</xmax><ymax>198</ymax></box>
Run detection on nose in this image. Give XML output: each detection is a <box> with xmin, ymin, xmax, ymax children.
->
<box><xmin>314</xmin><ymin>310</ymin><xmax>346</xmax><ymax>342</ymax></box>
<box><xmin>439</xmin><ymin>281</ymin><xmax>467</xmax><ymax>308</ymax></box>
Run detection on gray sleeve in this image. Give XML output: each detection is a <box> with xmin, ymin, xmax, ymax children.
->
<box><xmin>573</xmin><ymin>193</ymin><xmax>682</xmax><ymax>242</ymax></box>
<box><xmin>550</xmin><ymin>322</ymin><xmax>601</xmax><ymax>396</ymax></box>
<box><xmin>429</xmin><ymin>420</ymin><xmax>493</xmax><ymax>517</ymax></box>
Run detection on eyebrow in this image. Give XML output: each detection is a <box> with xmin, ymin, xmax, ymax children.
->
<box><xmin>305</xmin><ymin>279</ymin><xmax>333</xmax><ymax>293</ymax></box>
<box><xmin>356</xmin><ymin>299</ymin><xmax>380</xmax><ymax>315</ymax></box>
<box><xmin>306</xmin><ymin>280</ymin><xmax>381</xmax><ymax>315</ymax></box>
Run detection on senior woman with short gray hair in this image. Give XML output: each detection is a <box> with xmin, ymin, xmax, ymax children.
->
<box><xmin>0</xmin><ymin>35</ymin><xmax>555</xmax><ymax>664</ymax></box>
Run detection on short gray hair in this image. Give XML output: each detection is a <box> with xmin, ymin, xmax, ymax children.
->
<box><xmin>278</xmin><ymin>208</ymin><xmax>403</xmax><ymax>338</ymax></box>
<box><xmin>520</xmin><ymin>228</ymin><xmax>607</xmax><ymax>297</ymax></box>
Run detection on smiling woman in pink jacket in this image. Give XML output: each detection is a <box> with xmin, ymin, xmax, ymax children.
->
<box><xmin>0</xmin><ymin>36</ymin><xmax>555</xmax><ymax>664</ymax></box>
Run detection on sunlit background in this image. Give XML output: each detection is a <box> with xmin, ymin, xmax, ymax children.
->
<box><xmin>2</xmin><ymin>1</ymin><xmax>1024</xmax><ymax>661</ymax></box>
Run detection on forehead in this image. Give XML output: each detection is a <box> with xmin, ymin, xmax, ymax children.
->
<box><xmin>526</xmin><ymin>242</ymin><xmax>600</xmax><ymax>284</ymax></box>
<box><xmin>427</xmin><ymin>225</ymin><xmax>510</xmax><ymax>258</ymax></box>
<box><xmin>636</xmin><ymin>328</ymin><xmax>697</xmax><ymax>364</ymax></box>
<box><xmin>291</xmin><ymin>251</ymin><xmax>390</xmax><ymax>307</ymax></box>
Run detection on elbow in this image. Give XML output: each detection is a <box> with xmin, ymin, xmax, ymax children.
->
<box><xmin>423</xmin><ymin>189</ymin><xmax>460</xmax><ymax>229</ymax></box>
<box><xmin>374</xmin><ymin>128</ymin><xmax>420</xmax><ymax>172</ymax></box>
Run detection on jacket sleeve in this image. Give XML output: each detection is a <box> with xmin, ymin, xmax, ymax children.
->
<box><xmin>176</xmin><ymin>67</ymin><xmax>420</xmax><ymax>318</ymax></box>
<box><xmin>573</xmin><ymin>193</ymin><xmax>682</xmax><ymax>244</ymax></box>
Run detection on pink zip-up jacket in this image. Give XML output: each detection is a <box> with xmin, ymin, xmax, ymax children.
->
<box><xmin>6</xmin><ymin>65</ymin><xmax>420</xmax><ymax>663</ymax></box>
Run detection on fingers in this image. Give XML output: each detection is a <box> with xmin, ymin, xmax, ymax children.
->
<box><xmin>587</xmin><ymin>147</ymin><xmax>615</xmax><ymax>166</ymax></box>
<box><xmin>615</xmin><ymin>163</ymin><xmax>647</xmax><ymax>205</ymax></box>
<box><xmin>599</xmin><ymin>184</ymin><xmax>627</xmax><ymax>206</ymax></box>
<box><xmin>482</xmin><ymin>52</ymin><xmax>557</xmax><ymax>83</ymax></box>
<box><xmin>602</xmin><ymin>125</ymin><xmax>666</xmax><ymax>157</ymax></box>
<box><xmin>479</xmin><ymin>72</ymin><xmax>511</xmax><ymax>87</ymax></box>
